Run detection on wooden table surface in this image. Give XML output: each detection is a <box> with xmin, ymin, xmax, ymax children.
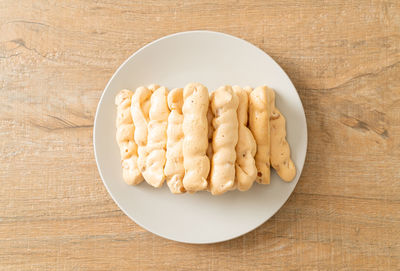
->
<box><xmin>1</xmin><ymin>0</ymin><xmax>399</xmax><ymax>270</ymax></box>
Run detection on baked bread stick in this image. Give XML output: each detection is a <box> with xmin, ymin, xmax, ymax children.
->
<box><xmin>165</xmin><ymin>88</ymin><xmax>186</xmax><ymax>193</ymax></box>
<box><xmin>209</xmin><ymin>85</ymin><xmax>239</xmax><ymax>195</ymax></box>
<box><xmin>182</xmin><ymin>83</ymin><xmax>210</xmax><ymax>192</ymax></box>
<box><xmin>115</xmin><ymin>89</ymin><xmax>143</xmax><ymax>185</ymax></box>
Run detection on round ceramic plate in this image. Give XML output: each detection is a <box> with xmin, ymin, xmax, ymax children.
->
<box><xmin>94</xmin><ymin>31</ymin><xmax>307</xmax><ymax>244</ymax></box>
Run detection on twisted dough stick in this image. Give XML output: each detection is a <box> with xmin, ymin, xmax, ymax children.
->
<box><xmin>143</xmin><ymin>86</ymin><xmax>170</xmax><ymax>188</ymax></box>
<box><xmin>164</xmin><ymin>88</ymin><xmax>185</xmax><ymax>193</ymax></box>
<box><xmin>182</xmin><ymin>83</ymin><xmax>210</xmax><ymax>192</ymax></box>
<box><xmin>131</xmin><ymin>85</ymin><xmax>159</xmax><ymax>184</ymax></box>
<box><xmin>209</xmin><ymin>85</ymin><xmax>239</xmax><ymax>195</ymax></box>
<box><xmin>249</xmin><ymin>86</ymin><xmax>271</xmax><ymax>184</ymax></box>
<box><xmin>267</xmin><ymin>88</ymin><xmax>296</xmax><ymax>181</ymax></box>
<box><xmin>115</xmin><ymin>89</ymin><xmax>143</xmax><ymax>185</ymax></box>
<box><xmin>232</xmin><ymin>86</ymin><xmax>257</xmax><ymax>191</ymax></box>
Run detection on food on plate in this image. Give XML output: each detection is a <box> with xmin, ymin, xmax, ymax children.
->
<box><xmin>142</xmin><ymin>86</ymin><xmax>170</xmax><ymax>188</ymax></box>
<box><xmin>268</xmin><ymin>88</ymin><xmax>296</xmax><ymax>181</ymax></box>
<box><xmin>131</xmin><ymin>85</ymin><xmax>168</xmax><ymax>187</ymax></box>
<box><xmin>131</xmin><ymin>85</ymin><xmax>156</xmax><ymax>185</ymax></box>
<box><xmin>249</xmin><ymin>86</ymin><xmax>271</xmax><ymax>184</ymax></box>
<box><xmin>115</xmin><ymin>89</ymin><xmax>143</xmax><ymax>185</ymax></box>
<box><xmin>164</xmin><ymin>88</ymin><xmax>186</xmax><ymax>193</ymax></box>
<box><xmin>116</xmin><ymin>83</ymin><xmax>295</xmax><ymax>194</ymax></box>
<box><xmin>182</xmin><ymin>83</ymin><xmax>210</xmax><ymax>192</ymax></box>
<box><xmin>209</xmin><ymin>85</ymin><xmax>239</xmax><ymax>195</ymax></box>
<box><xmin>232</xmin><ymin>86</ymin><xmax>257</xmax><ymax>191</ymax></box>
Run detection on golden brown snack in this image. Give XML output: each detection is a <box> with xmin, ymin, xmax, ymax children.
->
<box><xmin>131</xmin><ymin>86</ymin><xmax>153</xmax><ymax>178</ymax></box>
<box><xmin>249</xmin><ymin>86</ymin><xmax>271</xmax><ymax>184</ymax></box>
<box><xmin>115</xmin><ymin>89</ymin><xmax>143</xmax><ymax>185</ymax></box>
<box><xmin>232</xmin><ymin>86</ymin><xmax>257</xmax><ymax>191</ymax></box>
<box><xmin>143</xmin><ymin>86</ymin><xmax>170</xmax><ymax>188</ymax></box>
<box><xmin>209</xmin><ymin>85</ymin><xmax>239</xmax><ymax>195</ymax></box>
<box><xmin>164</xmin><ymin>88</ymin><xmax>186</xmax><ymax>193</ymax></box>
<box><xmin>182</xmin><ymin>83</ymin><xmax>210</xmax><ymax>192</ymax></box>
<box><xmin>267</xmin><ymin>88</ymin><xmax>296</xmax><ymax>181</ymax></box>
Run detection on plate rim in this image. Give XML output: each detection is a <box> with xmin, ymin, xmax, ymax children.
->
<box><xmin>93</xmin><ymin>30</ymin><xmax>308</xmax><ymax>244</ymax></box>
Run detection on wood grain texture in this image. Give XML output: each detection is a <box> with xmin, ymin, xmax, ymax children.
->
<box><xmin>1</xmin><ymin>0</ymin><xmax>399</xmax><ymax>270</ymax></box>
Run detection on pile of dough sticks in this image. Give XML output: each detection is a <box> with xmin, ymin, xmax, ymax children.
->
<box><xmin>115</xmin><ymin>83</ymin><xmax>296</xmax><ymax>195</ymax></box>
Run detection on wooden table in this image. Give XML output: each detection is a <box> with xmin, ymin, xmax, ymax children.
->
<box><xmin>1</xmin><ymin>1</ymin><xmax>399</xmax><ymax>270</ymax></box>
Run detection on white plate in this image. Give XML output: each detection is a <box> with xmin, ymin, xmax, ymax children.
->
<box><xmin>94</xmin><ymin>31</ymin><xmax>307</xmax><ymax>244</ymax></box>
